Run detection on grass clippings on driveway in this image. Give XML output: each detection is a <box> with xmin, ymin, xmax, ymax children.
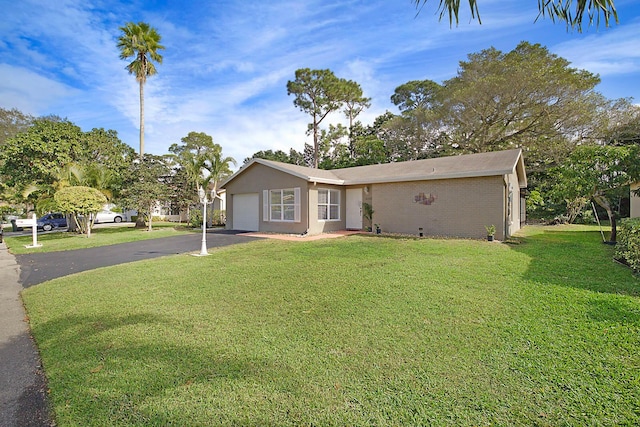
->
<box><xmin>22</xmin><ymin>225</ymin><xmax>640</xmax><ymax>426</ymax></box>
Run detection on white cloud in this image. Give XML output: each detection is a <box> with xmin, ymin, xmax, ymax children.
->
<box><xmin>0</xmin><ymin>64</ymin><xmax>79</xmax><ymax>114</ymax></box>
<box><xmin>553</xmin><ymin>21</ymin><xmax>640</xmax><ymax>76</ymax></box>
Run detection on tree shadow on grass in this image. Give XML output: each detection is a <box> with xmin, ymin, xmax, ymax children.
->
<box><xmin>509</xmin><ymin>228</ymin><xmax>639</xmax><ymax>297</ymax></box>
<box><xmin>30</xmin><ymin>311</ymin><xmax>272</xmax><ymax>425</ymax></box>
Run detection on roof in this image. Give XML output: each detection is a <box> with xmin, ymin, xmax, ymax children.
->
<box><xmin>222</xmin><ymin>149</ymin><xmax>527</xmax><ymax>188</ymax></box>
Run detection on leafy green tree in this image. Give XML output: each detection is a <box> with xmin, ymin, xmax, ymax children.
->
<box><xmin>385</xmin><ymin>80</ymin><xmax>445</xmax><ymax>161</ymax></box>
<box><xmin>0</xmin><ymin>107</ymin><xmax>33</xmax><ymax>147</ymax></box>
<box><xmin>169</xmin><ymin>132</ymin><xmax>236</xmax><ymax>225</ymax></box>
<box><xmin>54</xmin><ymin>186</ymin><xmax>107</xmax><ymax>237</ymax></box>
<box><xmin>391</xmin><ymin>80</ymin><xmax>442</xmax><ymax>113</ymax></box>
<box><xmin>117</xmin><ymin>22</ymin><xmax>165</xmax><ymax>157</ymax></box>
<box><xmin>317</xmin><ymin>124</ymin><xmax>350</xmax><ymax>169</ymax></box>
<box><xmin>120</xmin><ymin>154</ymin><xmax>172</xmax><ymax>231</ymax></box>
<box><xmin>0</xmin><ymin>118</ymin><xmax>84</xmax><ymax>189</ymax></box>
<box><xmin>412</xmin><ymin>0</ymin><xmax>618</xmax><ymax>31</ymax></box>
<box><xmin>0</xmin><ymin>119</ymin><xmax>134</xmax><ymax>215</ymax></box>
<box><xmin>341</xmin><ymin>81</ymin><xmax>371</xmax><ymax>147</ymax></box>
<box><xmin>244</xmin><ymin>148</ymin><xmax>308</xmax><ymax>167</ymax></box>
<box><xmin>604</xmin><ymin>101</ymin><xmax>640</xmax><ymax>147</ymax></box>
<box><xmin>244</xmin><ymin>149</ymin><xmax>292</xmax><ymax>165</ymax></box>
<box><xmin>443</xmin><ymin>42</ymin><xmax>600</xmax><ymax>152</ymax></box>
<box><xmin>551</xmin><ymin>145</ymin><xmax>640</xmax><ymax>242</ymax></box>
<box><xmin>287</xmin><ymin>69</ymin><xmax>362</xmax><ymax>168</ymax></box>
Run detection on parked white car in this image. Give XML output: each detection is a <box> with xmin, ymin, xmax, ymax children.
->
<box><xmin>94</xmin><ymin>211</ymin><xmax>124</xmax><ymax>223</ymax></box>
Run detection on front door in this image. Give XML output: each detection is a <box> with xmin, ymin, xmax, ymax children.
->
<box><xmin>346</xmin><ymin>188</ymin><xmax>363</xmax><ymax>230</ymax></box>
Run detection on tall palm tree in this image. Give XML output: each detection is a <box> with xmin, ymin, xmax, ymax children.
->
<box><xmin>413</xmin><ymin>0</ymin><xmax>617</xmax><ymax>31</ymax></box>
<box><xmin>117</xmin><ymin>22</ymin><xmax>165</xmax><ymax>158</ymax></box>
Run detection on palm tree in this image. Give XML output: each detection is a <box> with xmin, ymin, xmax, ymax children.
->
<box><xmin>413</xmin><ymin>0</ymin><xmax>618</xmax><ymax>31</ymax></box>
<box><xmin>117</xmin><ymin>22</ymin><xmax>165</xmax><ymax>158</ymax></box>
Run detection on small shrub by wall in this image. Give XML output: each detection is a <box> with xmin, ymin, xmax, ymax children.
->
<box><xmin>211</xmin><ymin>210</ymin><xmax>226</xmax><ymax>226</ymax></box>
<box><xmin>189</xmin><ymin>209</ymin><xmax>203</xmax><ymax>228</ymax></box>
<box><xmin>615</xmin><ymin>218</ymin><xmax>640</xmax><ymax>274</ymax></box>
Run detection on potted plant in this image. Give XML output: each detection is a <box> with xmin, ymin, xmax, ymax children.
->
<box><xmin>485</xmin><ymin>224</ymin><xmax>496</xmax><ymax>241</ymax></box>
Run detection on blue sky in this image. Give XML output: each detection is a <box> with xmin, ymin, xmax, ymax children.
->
<box><xmin>2</xmin><ymin>0</ymin><xmax>639</xmax><ymax>169</ymax></box>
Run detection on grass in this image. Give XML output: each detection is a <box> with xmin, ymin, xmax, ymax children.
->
<box><xmin>22</xmin><ymin>225</ymin><xmax>640</xmax><ymax>426</ymax></box>
<box><xmin>4</xmin><ymin>222</ymin><xmax>195</xmax><ymax>254</ymax></box>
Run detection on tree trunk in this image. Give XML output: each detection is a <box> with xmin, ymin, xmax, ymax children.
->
<box><xmin>593</xmin><ymin>194</ymin><xmax>617</xmax><ymax>242</ymax></box>
<box><xmin>66</xmin><ymin>214</ymin><xmax>78</xmax><ymax>233</ymax></box>
<box><xmin>135</xmin><ymin>215</ymin><xmax>146</xmax><ymax>229</ymax></box>
<box><xmin>148</xmin><ymin>202</ymin><xmax>153</xmax><ymax>232</ymax></box>
<box><xmin>139</xmin><ymin>79</ymin><xmax>145</xmax><ymax>158</ymax></box>
<box><xmin>313</xmin><ymin>116</ymin><xmax>319</xmax><ymax>169</ymax></box>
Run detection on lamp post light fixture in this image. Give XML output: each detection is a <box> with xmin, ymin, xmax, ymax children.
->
<box><xmin>193</xmin><ymin>186</ymin><xmax>212</xmax><ymax>257</ymax></box>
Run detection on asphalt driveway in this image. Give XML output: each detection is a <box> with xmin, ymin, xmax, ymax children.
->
<box><xmin>16</xmin><ymin>229</ymin><xmax>259</xmax><ymax>288</ymax></box>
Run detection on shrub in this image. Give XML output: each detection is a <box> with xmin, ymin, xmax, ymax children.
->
<box><xmin>189</xmin><ymin>209</ymin><xmax>203</xmax><ymax>228</ymax></box>
<box><xmin>615</xmin><ymin>218</ymin><xmax>640</xmax><ymax>274</ymax></box>
<box><xmin>212</xmin><ymin>209</ymin><xmax>226</xmax><ymax>226</ymax></box>
<box><xmin>55</xmin><ymin>186</ymin><xmax>107</xmax><ymax>236</ymax></box>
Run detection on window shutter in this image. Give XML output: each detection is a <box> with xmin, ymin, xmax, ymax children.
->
<box><xmin>263</xmin><ymin>190</ymin><xmax>269</xmax><ymax>222</ymax></box>
<box><xmin>294</xmin><ymin>187</ymin><xmax>301</xmax><ymax>223</ymax></box>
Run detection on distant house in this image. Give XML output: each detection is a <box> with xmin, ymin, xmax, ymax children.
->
<box><xmin>221</xmin><ymin>149</ymin><xmax>527</xmax><ymax>240</ymax></box>
<box><xmin>632</xmin><ymin>183</ymin><xmax>640</xmax><ymax>218</ymax></box>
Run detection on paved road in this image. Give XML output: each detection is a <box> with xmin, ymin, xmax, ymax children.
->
<box><xmin>1</xmin><ymin>229</ymin><xmax>258</xmax><ymax>427</ymax></box>
<box><xmin>17</xmin><ymin>230</ymin><xmax>259</xmax><ymax>287</ymax></box>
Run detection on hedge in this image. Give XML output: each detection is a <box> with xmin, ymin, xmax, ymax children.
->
<box><xmin>615</xmin><ymin>217</ymin><xmax>640</xmax><ymax>274</ymax></box>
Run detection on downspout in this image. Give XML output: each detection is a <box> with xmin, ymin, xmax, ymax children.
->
<box><xmin>503</xmin><ymin>176</ymin><xmax>509</xmax><ymax>240</ymax></box>
<box><xmin>306</xmin><ymin>182</ymin><xmax>315</xmax><ymax>235</ymax></box>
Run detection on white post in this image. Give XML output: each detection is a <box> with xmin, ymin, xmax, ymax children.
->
<box><xmin>193</xmin><ymin>187</ymin><xmax>210</xmax><ymax>257</ymax></box>
<box><xmin>199</xmin><ymin>195</ymin><xmax>208</xmax><ymax>256</ymax></box>
<box><xmin>26</xmin><ymin>212</ymin><xmax>42</xmax><ymax>248</ymax></box>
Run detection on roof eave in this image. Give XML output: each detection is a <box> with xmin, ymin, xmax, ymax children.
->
<box><xmin>345</xmin><ymin>169</ymin><xmax>516</xmax><ymax>185</ymax></box>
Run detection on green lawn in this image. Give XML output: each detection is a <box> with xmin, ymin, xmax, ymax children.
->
<box><xmin>22</xmin><ymin>225</ymin><xmax>640</xmax><ymax>426</ymax></box>
<box><xmin>5</xmin><ymin>222</ymin><xmax>195</xmax><ymax>254</ymax></box>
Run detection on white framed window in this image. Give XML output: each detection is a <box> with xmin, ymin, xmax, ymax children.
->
<box><xmin>318</xmin><ymin>188</ymin><xmax>340</xmax><ymax>221</ymax></box>
<box><xmin>263</xmin><ymin>188</ymin><xmax>300</xmax><ymax>222</ymax></box>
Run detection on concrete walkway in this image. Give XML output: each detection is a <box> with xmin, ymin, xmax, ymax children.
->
<box><xmin>0</xmin><ymin>241</ymin><xmax>51</xmax><ymax>427</ymax></box>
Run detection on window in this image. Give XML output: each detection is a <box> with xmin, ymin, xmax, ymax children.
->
<box><xmin>318</xmin><ymin>189</ymin><xmax>340</xmax><ymax>221</ymax></box>
<box><xmin>264</xmin><ymin>188</ymin><xmax>300</xmax><ymax>222</ymax></box>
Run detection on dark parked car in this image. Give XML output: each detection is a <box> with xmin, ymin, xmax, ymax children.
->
<box><xmin>37</xmin><ymin>213</ymin><xmax>67</xmax><ymax>231</ymax></box>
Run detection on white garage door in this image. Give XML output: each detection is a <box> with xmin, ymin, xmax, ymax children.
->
<box><xmin>233</xmin><ymin>193</ymin><xmax>259</xmax><ymax>231</ymax></box>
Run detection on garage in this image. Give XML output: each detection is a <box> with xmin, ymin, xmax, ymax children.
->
<box><xmin>232</xmin><ymin>193</ymin><xmax>259</xmax><ymax>231</ymax></box>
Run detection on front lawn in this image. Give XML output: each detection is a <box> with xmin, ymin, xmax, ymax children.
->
<box><xmin>5</xmin><ymin>222</ymin><xmax>195</xmax><ymax>254</ymax></box>
<box><xmin>22</xmin><ymin>226</ymin><xmax>640</xmax><ymax>426</ymax></box>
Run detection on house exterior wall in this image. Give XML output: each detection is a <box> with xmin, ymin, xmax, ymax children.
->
<box><xmin>224</xmin><ymin>163</ymin><xmax>309</xmax><ymax>234</ymax></box>
<box><xmin>371</xmin><ymin>176</ymin><xmax>507</xmax><ymax>239</ymax></box>
<box><xmin>306</xmin><ymin>183</ymin><xmax>348</xmax><ymax>235</ymax></box>
<box><xmin>632</xmin><ymin>183</ymin><xmax>640</xmax><ymax>219</ymax></box>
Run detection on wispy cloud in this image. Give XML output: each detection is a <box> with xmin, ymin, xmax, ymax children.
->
<box><xmin>553</xmin><ymin>20</ymin><xmax>640</xmax><ymax>76</ymax></box>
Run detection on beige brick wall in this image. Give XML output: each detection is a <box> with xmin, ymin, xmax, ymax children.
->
<box><xmin>371</xmin><ymin>176</ymin><xmax>506</xmax><ymax>239</ymax></box>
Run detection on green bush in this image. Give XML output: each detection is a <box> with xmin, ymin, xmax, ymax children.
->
<box><xmin>189</xmin><ymin>209</ymin><xmax>203</xmax><ymax>228</ymax></box>
<box><xmin>615</xmin><ymin>218</ymin><xmax>640</xmax><ymax>274</ymax></box>
<box><xmin>211</xmin><ymin>209</ymin><xmax>226</xmax><ymax>225</ymax></box>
